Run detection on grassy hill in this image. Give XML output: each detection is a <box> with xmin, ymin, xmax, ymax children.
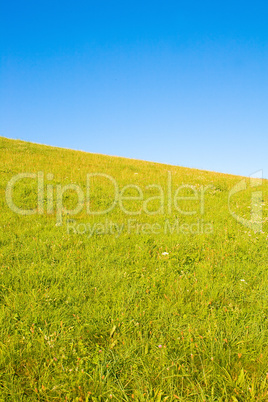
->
<box><xmin>0</xmin><ymin>136</ymin><xmax>268</xmax><ymax>401</ymax></box>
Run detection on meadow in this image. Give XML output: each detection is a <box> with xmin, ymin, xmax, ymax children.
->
<box><xmin>0</xmin><ymin>136</ymin><xmax>268</xmax><ymax>401</ymax></box>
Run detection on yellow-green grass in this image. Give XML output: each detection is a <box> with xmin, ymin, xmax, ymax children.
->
<box><xmin>0</xmin><ymin>136</ymin><xmax>268</xmax><ymax>401</ymax></box>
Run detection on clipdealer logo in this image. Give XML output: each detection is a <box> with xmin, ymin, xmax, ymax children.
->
<box><xmin>228</xmin><ymin>170</ymin><xmax>263</xmax><ymax>232</ymax></box>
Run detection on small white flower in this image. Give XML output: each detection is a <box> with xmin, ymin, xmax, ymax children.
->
<box><xmin>162</xmin><ymin>252</ymin><xmax>169</xmax><ymax>256</ymax></box>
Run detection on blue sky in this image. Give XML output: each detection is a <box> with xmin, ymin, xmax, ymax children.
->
<box><xmin>1</xmin><ymin>1</ymin><xmax>267</xmax><ymax>177</ymax></box>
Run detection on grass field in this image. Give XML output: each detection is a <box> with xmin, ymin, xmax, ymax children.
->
<box><xmin>0</xmin><ymin>136</ymin><xmax>268</xmax><ymax>401</ymax></box>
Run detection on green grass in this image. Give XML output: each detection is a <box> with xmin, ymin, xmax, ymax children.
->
<box><xmin>0</xmin><ymin>136</ymin><xmax>268</xmax><ymax>401</ymax></box>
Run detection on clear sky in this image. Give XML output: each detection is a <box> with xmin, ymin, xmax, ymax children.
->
<box><xmin>1</xmin><ymin>1</ymin><xmax>267</xmax><ymax>177</ymax></box>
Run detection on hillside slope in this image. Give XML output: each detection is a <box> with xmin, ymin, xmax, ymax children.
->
<box><xmin>0</xmin><ymin>136</ymin><xmax>268</xmax><ymax>401</ymax></box>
